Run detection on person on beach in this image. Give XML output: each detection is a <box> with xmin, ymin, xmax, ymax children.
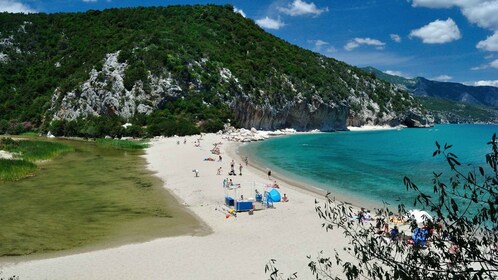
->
<box><xmin>282</xmin><ymin>193</ymin><xmax>289</xmax><ymax>202</ymax></box>
<box><xmin>217</xmin><ymin>167</ymin><xmax>222</xmax><ymax>175</ymax></box>
<box><xmin>356</xmin><ymin>209</ymin><xmax>364</xmax><ymax>222</ymax></box>
<box><xmin>239</xmin><ymin>163</ymin><xmax>243</xmax><ymax>176</ymax></box>
<box><xmin>390</xmin><ymin>226</ymin><xmax>399</xmax><ymax>241</ymax></box>
<box><xmin>183</xmin><ymin>138</ymin><xmax>186</xmax><ymax>144</ymax></box>
<box><xmin>268</xmin><ymin>169</ymin><xmax>272</xmax><ymax>179</ymax></box>
<box><xmin>244</xmin><ymin>156</ymin><xmax>248</xmax><ymax>166</ymax></box>
<box><xmin>218</xmin><ymin>155</ymin><xmax>222</xmax><ymax>162</ymax></box>
<box><xmin>375</xmin><ymin>219</ymin><xmax>383</xmax><ymax>234</ymax></box>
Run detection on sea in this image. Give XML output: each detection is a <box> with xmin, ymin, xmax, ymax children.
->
<box><xmin>240</xmin><ymin>124</ymin><xmax>498</xmax><ymax>208</ymax></box>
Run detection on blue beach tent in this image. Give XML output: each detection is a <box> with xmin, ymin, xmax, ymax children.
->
<box><xmin>268</xmin><ymin>188</ymin><xmax>281</xmax><ymax>202</ymax></box>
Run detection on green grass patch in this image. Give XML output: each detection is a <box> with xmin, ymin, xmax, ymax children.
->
<box><xmin>0</xmin><ymin>139</ymin><xmax>200</xmax><ymax>257</ymax></box>
<box><xmin>0</xmin><ymin>159</ymin><xmax>37</xmax><ymax>181</ymax></box>
<box><xmin>0</xmin><ymin>138</ymin><xmax>74</xmax><ymax>161</ymax></box>
<box><xmin>95</xmin><ymin>138</ymin><xmax>149</xmax><ymax>150</ymax></box>
<box><xmin>20</xmin><ymin>132</ymin><xmax>39</xmax><ymax>137</ymax></box>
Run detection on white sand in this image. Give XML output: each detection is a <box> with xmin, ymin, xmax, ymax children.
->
<box><xmin>0</xmin><ymin>150</ymin><xmax>14</xmax><ymax>159</ymax></box>
<box><xmin>347</xmin><ymin>125</ymin><xmax>405</xmax><ymax>131</ymax></box>
<box><xmin>0</xmin><ymin>133</ymin><xmax>354</xmax><ymax>279</ymax></box>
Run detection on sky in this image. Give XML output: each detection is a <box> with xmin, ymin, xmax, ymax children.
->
<box><xmin>1</xmin><ymin>0</ymin><xmax>498</xmax><ymax>87</ymax></box>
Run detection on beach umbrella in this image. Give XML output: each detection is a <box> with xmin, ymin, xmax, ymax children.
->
<box><xmin>408</xmin><ymin>210</ymin><xmax>432</xmax><ymax>224</ymax></box>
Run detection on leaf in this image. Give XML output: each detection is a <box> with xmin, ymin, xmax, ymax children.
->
<box><xmin>450</xmin><ymin>198</ymin><xmax>459</xmax><ymax>213</ymax></box>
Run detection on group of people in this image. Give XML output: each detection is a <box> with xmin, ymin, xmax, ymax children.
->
<box><xmin>355</xmin><ymin>208</ymin><xmax>373</xmax><ymax>222</ymax></box>
<box><xmin>226</xmin><ymin>159</ymin><xmax>244</xmax><ymax>176</ymax></box>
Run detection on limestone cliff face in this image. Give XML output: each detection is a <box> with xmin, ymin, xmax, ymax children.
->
<box><xmin>50</xmin><ymin>52</ymin><xmax>182</xmax><ymax>121</ymax></box>
<box><xmin>233</xmin><ymin>96</ymin><xmax>349</xmax><ymax>131</ymax></box>
<box><xmin>49</xmin><ymin>52</ymin><xmax>432</xmax><ymax>131</ymax></box>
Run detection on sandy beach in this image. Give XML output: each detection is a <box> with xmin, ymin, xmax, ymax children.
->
<box><xmin>1</xmin><ymin>133</ymin><xmax>356</xmax><ymax>279</ymax></box>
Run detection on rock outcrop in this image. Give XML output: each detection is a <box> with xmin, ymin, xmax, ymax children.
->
<box><xmin>49</xmin><ymin>51</ymin><xmax>432</xmax><ymax>131</ymax></box>
<box><xmin>50</xmin><ymin>52</ymin><xmax>183</xmax><ymax>121</ymax></box>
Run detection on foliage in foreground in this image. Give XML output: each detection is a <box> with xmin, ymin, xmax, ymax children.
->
<box><xmin>0</xmin><ymin>159</ymin><xmax>37</xmax><ymax>181</ymax></box>
<box><xmin>0</xmin><ymin>137</ymin><xmax>73</xmax><ymax>161</ymax></box>
<box><xmin>267</xmin><ymin>135</ymin><xmax>498</xmax><ymax>279</ymax></box>
<box><xmin>95</xmin><ymin>138</ymin><xmax>148</xmax><ymax>150</ymax></box>
<box><xmin>0</xmin><ymin>137</ymin><xmax>72</xmax><ymax>181</ymax></box>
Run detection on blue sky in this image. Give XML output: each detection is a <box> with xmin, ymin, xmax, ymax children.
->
<box><xmin>2</xmin><ymin>0</ymin><xmax>498</xmax><ymax>87</ymax></box>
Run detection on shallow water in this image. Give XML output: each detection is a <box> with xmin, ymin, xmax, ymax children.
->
<box><xmin>0</xmin><ymin>138</ymin><xmax>203</xmax><ymax>258</ymax></box>
<box><xmin>241</xmin><ymin>124</ymin><xmax>498</xmax><ymax>208</ymax></box>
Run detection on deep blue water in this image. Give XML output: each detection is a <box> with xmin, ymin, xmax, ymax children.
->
<box><xmin>240</xmin><ymin>124</ymin><xmax>498</xmax><ymax>207</ymax></box>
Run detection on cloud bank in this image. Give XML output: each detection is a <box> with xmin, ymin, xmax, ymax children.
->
<box><xmin>278</xmin><ymin>0</ymin><xmax>328</xmax><ymax>16</ymax></box>
<box><xmin>0</xmin><ymin>0</ymin><xmax>35</xmax><ymax>13</ymax></box>
<box><xmin>344</xmin><ymin>37</ymin><xmax>386</xmax><ymax>51</ymax></box>
<box><xmin>412</xmin><ymin>0</ymin><xmax>498</xmax><ymax>52</ymax></box>
<box><xmin>410</xmin><ymin>18</ymin><xmax>461</xmax><ymax>44</ymax></box>
<box><xmin>432</xmin><ymin>74</ymin><xmax>453</xmax><ymax>82</ymax></box>
<box><xmin>256</xmin><ymin>17</ymin><xmax>285</xmax><ymax>30</ymax></box>
<box><xmin>234</xmin><ymin>7</ymin><xmax>246</xmax><ymax>18</ymax></box>
<box><xmin>390</xmin><ymin>34</ymin><xmax>402</xmax><ymax>43</ymax></box>
<box><xmin>474</xmin><ymin>80</ymin><xmax>498</xmax><ymax>87</ymax></box>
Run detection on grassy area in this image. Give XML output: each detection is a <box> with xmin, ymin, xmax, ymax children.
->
<box><xmin>95</xmin><ymin>138</ymin><xmax>149</xmax><ymax>150</ymax></box>
<box><xmin>0</xmin><ymin>139</ymin><xmax>201</xmax><ymax>257</ymax></box>
<box><xmin>0</xmin><ymin>138</ymin><xmax>74</xmax><ymax>181</ymax></box>
<box><xmin>0</xmin><ymin>159</ymin><xmax>37</xmax><ymax>181</ymax></box>
<box><xmin>0</xmin><ymin>137</ymin><xmax>74</xmax><ymax>161</ymax></box>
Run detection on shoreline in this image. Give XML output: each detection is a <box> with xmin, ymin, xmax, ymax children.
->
<box><xmin>0</xmin><ymin>132</ymin><xmax>367</xmax><ymax>279</ymax></box>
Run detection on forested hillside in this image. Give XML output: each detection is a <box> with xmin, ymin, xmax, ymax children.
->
<box><xmin>0</xmin><ymin>5</ymin><xmax>430</xmax><ymax>137</ymax></box>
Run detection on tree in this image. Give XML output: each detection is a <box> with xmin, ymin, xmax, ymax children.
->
<box><xmin>310</xmin><ymin>135</ymin><xmax>498</xmax><ymax>279</ymax></box>
<box><xmin>268</xmin><ymin>135</ymin><xmax>498</xmax><ymax>279</ymax></box>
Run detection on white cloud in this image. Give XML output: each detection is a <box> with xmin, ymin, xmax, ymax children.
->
<box><xmin>344</xmin><ymin>37</ymin><xmax>386</xmax><ymax>51</ymax></box>
<box><xmin>325</xmin><ymin>46</ymin><xmax>337</xmax><ymax>53</ymax></box>
<box><xmin>460</xmin><ymin>2</ymin><xmax>498</xmax><ymax>31</ymax></box>
<box><xmin>412</xmin><ymin>1</ymin><xmax>498</xmax><ymax>50</ymax></box>
<box><xmin>390</xmin><ymin>34</ymin><xmax>401</xmax><ymax>43</ymax></box>
<box><xmin>409</xmin><ymin>18</ymin><xmax>461</xmax><ymax>44</ymax></box>
<box><xmin>308</xmin><ymin>39</ymin><xmax>329</xmax><ymax>51</ymax></box>
<box><xmin>278</xmin><ymin>0</ymin><xmax>328</xmax><ymax>16</ymax></box>
<box><xmin>411</xmin><ymin>0</ymin><xmax>456</xmax><ymax>8</ymax></box>
<box><xmin>234</xmin><ymin>7</ymin><xmax>246</xmax><ymax>18</ymax></box>
<box><xmin>384</xmin><ymin>70</ymin><xmax>409</xmax><ymax>78</ymax></box>
<box><xmin>474</xmin><ymin>80</ymin><xmax>498</xmax><ymax>87</ymax></box>
<box><xmin>471</xmin><ymin>64</ymin><xmax>489</xmax><ymax>71</ymax></box>
<box><xmin>477</xmin><ymin>32</ymin><xmax>498</xmax><ymax>52</ymax></box>
<box><xmin>308</xmin><ymin>40</ymin><xmax>337</xmax><ymax>53</ymax></box>
<box><xmin>256</xmin><ymin>17</ymin><xmax>285</xmax><ymax>30</ymax></box>
<box><xmin>0</xmin><ymin>0</ymin><xmax>35</xmax><ymax>13</ymax></box>
<box><xmin>491</xmin><ymin>59</ymin><xmax>498</xmax><ymax>69</ymax></box>
<box><xmin>432</xmin><ymin>74</ymin><xmax>453</xmax><ymax>81</ymax></box>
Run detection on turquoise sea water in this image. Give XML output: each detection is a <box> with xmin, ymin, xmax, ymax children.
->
<box><xmin>240</xmin><ymin>124</ymin><xmax>498</xmax><ymax>208</ymax></box>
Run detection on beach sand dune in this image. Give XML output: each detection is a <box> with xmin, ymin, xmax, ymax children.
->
<box><xmin>1</xmin><ymin>133</ymin><xmax>352</xmax><ymax>279</ymax></box>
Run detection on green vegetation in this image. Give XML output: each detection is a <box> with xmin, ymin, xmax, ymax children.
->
<box><xmin>0</xmin><ymin>139</ymin><xmax>201</xmax><ymax>256</ymax></box>
<box><xmin>0</xmin><ymin>159</ymin><xmax>37</xmax><ymax>181</ymax></box>
<box><xmin>0</xmin><ymin>137</ymin><xmax>73</xmax><ymax>181</ymax></box>
<box><xmin>417</xmin><ymin>96</ymin><xmax>498</xmax><ymax>123</ymax></box>
<box><xmin>95</xmin><ymin>138</ymin><xmax>148</xmax><ymax>150</ymax></box>
<box><xmin>0</xmin><ymin>5</ymin><xmax>420</xmax><ymax>136</ymax></box>
<box><xmin>0</xmin><ymin>137</ymin><xmax>73</xmax><ymax>161</ymax></box>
